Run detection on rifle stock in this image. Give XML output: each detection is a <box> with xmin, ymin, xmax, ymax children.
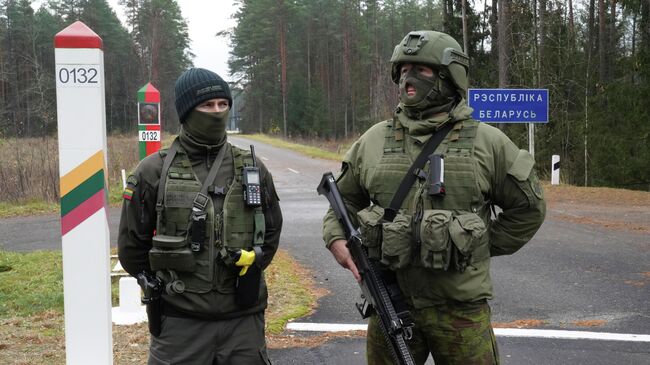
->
<box><xmin>318</xmin><ymin>172</ymin><xmax>415</xmax><ymax>365</ymax></box>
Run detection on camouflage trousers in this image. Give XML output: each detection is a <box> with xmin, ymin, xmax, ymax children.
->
<box><xmin>367</xmin><ymin>300</ymin><xmax>499</xmax><ymax>365</ymax></box>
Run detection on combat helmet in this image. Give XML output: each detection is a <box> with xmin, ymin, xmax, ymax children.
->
<box><xmin>390</xmin><ymin>30</ymin><xmax>469</xmax><ymax>96</ymax></box>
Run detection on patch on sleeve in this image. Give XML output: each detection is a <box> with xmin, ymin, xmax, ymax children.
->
<box><xmin>126</xmin><ymin>175</ymin><xmax>138</xmax><ymax>186</ymax></box>
<box><xmin>122</xmin><ymin>188</ymin><xmax>134</xmax><ymax>201</ymax></box>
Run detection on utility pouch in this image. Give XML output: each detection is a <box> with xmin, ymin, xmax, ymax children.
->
<box><xmin>380</xmin><ymin>211</ymin><xmax>412</xmax><ymax>270</ymax></box>
<box><xmin>418</xmin><ymin>210</ymin><xmax>453</xmax><ymax>270</ymax></box>
<box><xmin>448</xmin><ymin>213</ymin><xmax>487</xmax><ymax>272</ymax></box>
<box><xmin>190</xmin><ymin>210</ymin><xmax>207</xmax><ymax>252</ymax></box>
<box><xmin>235</xmin><ymin>262</ymin><xmax>262</xmax><ymax>308</ymax></box>
<box><xmin>149</xmin><ymin>234</ymin><xmax>196</xmax><ymax>272</ymax></box>
<box><xmin>356</xmin><ymin>205</ymin><xmax>384</xmax><ymax>259</ymax></box>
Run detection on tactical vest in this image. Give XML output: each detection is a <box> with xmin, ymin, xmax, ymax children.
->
<box><xmin>148</xmin><ymin>143</ymin><xmax>259</xmax><ymax>294</ymax></box>
<box><xmin>356</xmin><ymin>116</ymin><xmax>490</xmax><ymax>273</ymax></box>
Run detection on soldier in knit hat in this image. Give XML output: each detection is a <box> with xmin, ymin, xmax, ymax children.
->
<box><xmin>119</xmin><ymin>68</ymin><xmax>282</xmax><ymax>364</ymax></box>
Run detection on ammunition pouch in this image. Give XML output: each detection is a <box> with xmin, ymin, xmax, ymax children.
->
<box><xmin>358</xmin><ymin>205</ymin><xmax>488</xmax><ymax>272</ymax></box>
<box><xmin>357</xmin><ymin>205</ymin><xmax>413</xmax><ymax>270</ymax></box>
<box><xmin>380</xmin><ymin>211</ymin><xmax>412</xmax><ymax>269</ymax></box>
<box><xmin>448</xmin><ymin>212</ymin><xmax>488</xmax><ymax>271</ymax></box>
<box><xmin>149</xmin><ymin>234</ymin><xmax>196</xmax><ymax>272</ymax></box>
<box><xmin>356</xmin><ymin>205</ymin><xmax>384</xmax><ymax>259</ymax></box>
<box><xmin>418</xmin><ymin>210</ymin><xmax>453</xmax><ymax>270</ymax></box>
<box><xmin>418</xmin><ymin>210</ymin><xmax>488</xmax><ymax>272</ymax></box>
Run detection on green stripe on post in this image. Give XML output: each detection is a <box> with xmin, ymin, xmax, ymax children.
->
<box><xmin>60</xmin><ymin>170</ymin><xmax>105</xmax><ymax>216</ymax></box>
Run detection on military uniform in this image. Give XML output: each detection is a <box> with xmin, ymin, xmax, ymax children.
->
<box><xmin>322</xmin><ymin>31</ymin><xmax>546</xmax><ymax>365</ymax></box>
<box><xmin>118</xmin><ymin>68</ymin><xmax>282</xmax><ymax>365</ymax></box>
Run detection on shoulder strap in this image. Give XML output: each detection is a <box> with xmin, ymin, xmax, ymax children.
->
<box><xmin>156</xmin><ymin>139</ymin><xmax>180</xmax><ymax>214</ymax></box>
<box><xmin>382</xmin><ymin>122</ymin><xmax>455</xmax><ymax>222</ymax></box>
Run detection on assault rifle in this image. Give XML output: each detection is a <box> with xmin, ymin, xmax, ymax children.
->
<box><xmin>317</xmin><ymin>172</ymin><xmax>415</xmax><ymax>365</ymax></box>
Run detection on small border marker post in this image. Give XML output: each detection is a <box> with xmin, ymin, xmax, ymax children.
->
<box><xmin>137</xmin><ymin>82</ymin><xmax>161</xmax><ymax>160</ymax></box>
<box><xmin>552</xmin><ymin>155</ymin><xmax>560</xmax><ymax>185</ymax></box>
<box><xmin>54</xmin><ymin>21</ymin><xmax>113</xmax><ymax>365</ymax></box>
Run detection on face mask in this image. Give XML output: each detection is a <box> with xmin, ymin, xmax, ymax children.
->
<box><xmin>183</xmin><ymin>109</ymin><xmax>229</xmax><ymax>145</ymax></box>
<box><xmin>398</xmin><ymin>66</ymin><xmax>458</xmax><ymax>118</ymax></box>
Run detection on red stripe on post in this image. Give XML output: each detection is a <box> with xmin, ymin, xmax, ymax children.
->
<box><xmin>60</xmin><ymin>189</ymin><xmax>106</xmax><ymax>235</ymax></box>
<box><xmin>146</xmin><ymin>124</ymin><xmax>161</xmax><ymax>156</ymax></box>
<box><xmin>54</xmin><ymin>21</ymin><xmax>103</xmax><ymax>50</ymax></box>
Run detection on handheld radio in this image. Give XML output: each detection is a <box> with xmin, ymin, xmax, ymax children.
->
<box><xmin>243</xmin><ymin>145</ymin><xmax>262</xmax><ymax>207</ymax></box>
<box><xmin>427</xmin><ymin>154</ymin><xmax>445</xmax><ymax>196</ymax></box>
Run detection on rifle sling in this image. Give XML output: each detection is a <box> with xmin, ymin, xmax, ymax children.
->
<box><xmin>382</xmin><ymin>122</ymin><xmax>454</xmax><ymax>223</ymax></box>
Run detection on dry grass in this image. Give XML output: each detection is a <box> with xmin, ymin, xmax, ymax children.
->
<box><xmin>570</xmin><ymin>320</ymin><xmax>607</xmax><ymax>327</ymax></box>
<box><xmin>543</xmin><ymin>182</ymin><xmax>650</xmax><ymax>206</ymax></box>
<box><xmin>0</xmin><ymin>134</ymin><xmax>176</xmax><ymax>215</ymax></box>
<box><xmin>492</xmin><ymin>319</ymin><xmax>548</xmax><ymax>328</ymax></box>
<box><xmin>0</xmin><ymin>248</ymin><xmax>325</xmax><ymax>364</ymax></box>
<box><xmin>242</xmin><ymin>133</ymin><xmax>353</xmax><ymax>160</ymax></box>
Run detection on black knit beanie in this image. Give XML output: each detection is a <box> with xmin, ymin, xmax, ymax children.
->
<box><xmin>174</xmin><ymin>68</ymin><xmax>232</xmax><ymax>123</ymax></box>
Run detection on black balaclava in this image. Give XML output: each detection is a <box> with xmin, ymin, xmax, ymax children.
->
<box><xmin>398</xmin><ymin>65</ymin><xmax>458</xmax><ymax>119</ymax></box>
<box><xmin>182</xmin><ymin>109</ymin><xmax>229</xmax><ymax>146</ymax></box>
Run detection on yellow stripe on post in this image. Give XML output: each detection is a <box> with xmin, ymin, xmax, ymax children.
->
<box><xmin>60</xmin><ymin>150</ymin><xmax>104</xmax><ymax>196</ymax></box>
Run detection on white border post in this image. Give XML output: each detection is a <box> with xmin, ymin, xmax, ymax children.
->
<box><xmin>551</xmin><ymin>155</ymin><xmax>560</xmax><ymax>185</ymax></box>
<box><xmin>55</xmin><ymin>21</ymin><xmax>113</xmax><ymax>365</ymax></box>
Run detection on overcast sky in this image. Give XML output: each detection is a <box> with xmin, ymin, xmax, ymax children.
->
<box><xmin>34</xmin><ymin>0</ymin><xmax>239</xmax><ymax>81</ymax></box>
<box><xmin>107</xmin><ymin>0</ymin><xmax>238</xmax><ymax>82</ymax></box>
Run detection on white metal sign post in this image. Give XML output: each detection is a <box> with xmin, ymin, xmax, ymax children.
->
<box><xmin>55</xmin><ymin>21</ymin><xmax>113</xmax><ymax>365</ymax></box>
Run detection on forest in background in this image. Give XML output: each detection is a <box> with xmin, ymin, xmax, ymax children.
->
<box><xmin>0</xmin><ymin>0</ymin><xmax>191</xmax><ymax>137</ymax></box>
<box><xmin>1</xmin><ymin>0</ymin><xmax>649</xmax><ymax>192</ymax></box>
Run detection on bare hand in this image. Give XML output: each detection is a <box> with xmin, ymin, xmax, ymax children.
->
<box><xmin>329</xmin><ymin>239</ymin><xmax>361</xmax><ymax>282</ymax></box>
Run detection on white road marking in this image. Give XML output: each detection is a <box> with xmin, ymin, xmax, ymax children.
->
<box><xmin>287</xmin><ymin>323</ymin><xmax>366</xmax><ymax>332</ymax></box>
<box><xmin>493</xmin><ymin>328</ymin><xmax>650</xmax><ymax>342</ymax></box>
<box><xmin>285</xmin><ymin>323</ymin><xmax>650</xmax><ymax>342</ymax></box>
<box><xmin>287</xmin><ymin>168</ymin><xmax>300</xmax><ymax>174</ymax></box>
<box><xmin>261</xmin><ymin>156</ymin><xmax>269</xmax><ymax>161</ymax></box>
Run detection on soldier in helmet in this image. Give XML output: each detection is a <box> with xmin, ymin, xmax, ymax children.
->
<box><xmin>322</xmin><ymin>30</ymin><xmax>546</xmax><ymax>364</ymax></box>
<box><xmin>119</xmin><ymin>68</ymin><xmax>282</xmax><ymax>364</ymax></box>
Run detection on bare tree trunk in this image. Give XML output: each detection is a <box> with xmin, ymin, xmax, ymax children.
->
<box><xmin>498</xmin><ymin>0</ymin><xmax>511</xmax><ymax>88</ymax></box>
<box><xmin>442</xmin><ymin>0</ymin><xmax>449</xmax><ymax>32</ymax></box>
<box><xmin>598</xmin><ymin>0</ymin><xmax>607</xmax><ymax>83</ymax></box>
<box><xmin>567</xmin><ymin>0</ymin><xmax>576</xmax><ymax>49</ymax></box>
<box><xmin>343</xmin><ymin>1</ymin><xmax>351</xmax><ymax>139</ymax></box>
<box><xmin>461</xmin><ymin>0</ymin><xmax>469</xmax><ymax>54</ymax></box>
<box><xmin>538</xmin><ymin>0</ymin><xmax>547</xmax><ymax>87</ymax></box>
<box><xmin>568</xmin><ymin>0</ymin><xmax>575</xmax><ymax>35</ymax></box>
<box><xmin>490</xmin><ymin>0</ymin><xmax>498</xmax><ymax>65</ymax></box>
<box><xmin>371</xmin><ymin>2</ymin><xmax>380</xmax><ymax>121</ymax></box>
<box><xmin>278</xmin><ymin>1</ymin><xmax>288</xmax><ymax>137</ymax></box>
<box><xmin>307</xmin><ymin>22</ymin><xmax>311</xmax><ymax>95</ymax></box>
<box><xmin>609</xmin><ymin>0</ymin><xmax>617</xmax><ymax>76</ymax></box>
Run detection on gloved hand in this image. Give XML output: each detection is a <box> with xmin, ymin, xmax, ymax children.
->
<box><xmin>234</xmin><ymin>249</ymin><xmax>256</xmax><ymax>276</ymax></box>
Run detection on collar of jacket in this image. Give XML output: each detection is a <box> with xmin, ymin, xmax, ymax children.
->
<box><xmin>396</xmin><ymin>99</ymin><xmax>474</xmax><ymax>143</ymax></box>
<box><xmin>178</xmin><ymin>126</ymin><xmax>227</xmax><ymax>160</ymax></box>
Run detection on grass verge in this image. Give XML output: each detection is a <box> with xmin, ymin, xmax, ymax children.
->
<box><xmin>0</xmin><ymin>185</ymin><xmax>125</xmax><ymax>219</ymax></box>
<box><xmin>0</xmin><ymin>248</ymin><xmax>320</xmax><ymax>364</ymax></box>
<box><xmin>0</xmin><ymin>200</ymin><xmax>59</xmax><ymax>218</ymax></box>
<box><xmin>241</xmin><ymin>134</ymin><xmax>345</xmax><ymax>161</ymax></box>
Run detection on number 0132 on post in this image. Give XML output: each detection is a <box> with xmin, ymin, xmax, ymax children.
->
<box><xmin>56</xmin><ymin>64</ymin><xmax>101</xmax><ymax>88</ymax></box>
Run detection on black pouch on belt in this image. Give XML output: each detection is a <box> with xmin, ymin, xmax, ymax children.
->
<box><xmin>235</xmin><ymin>247</ymin><xmax>263</xmax><ymax>308</ymax></box>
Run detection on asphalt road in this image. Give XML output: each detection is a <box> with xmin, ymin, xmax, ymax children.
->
<box><xmin>1</xmin><ymin>135</ymin><xmax>648</xmax><ymax>365</ymax></box>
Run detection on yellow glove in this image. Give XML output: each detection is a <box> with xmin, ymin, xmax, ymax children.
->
<box><xmin>235</xmin><ymin>249</ymin><xmax>256</xmax><ymax>276</ymax></box>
